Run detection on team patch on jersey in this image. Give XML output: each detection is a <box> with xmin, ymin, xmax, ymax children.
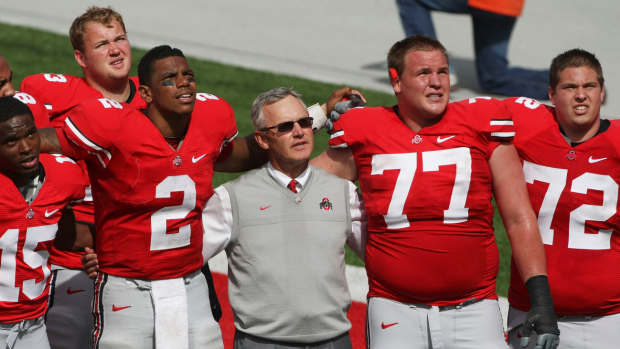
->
<box><xmin>319</xmin><ymin>197</ymin><xmax>333</xmax><ymax>211</ymax></box>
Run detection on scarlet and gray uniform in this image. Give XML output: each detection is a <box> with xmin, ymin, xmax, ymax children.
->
<box><xmin>505</xmin><ymin>97</ymin><xmax>620</xmax><ymax>348</ymax></box>
<box><xmin>329</xmin><ymin>97</ymin><xmax>515</xmax><ymax>348</ymax></box>
<box><xmin>0</xmin><ymin>154</ymin><xmax>86</xmax><ymax>349</ymax></box>
<box><xmin>56</xmin><ymin>95</ymin><xmax>236</xmax><ymax>349</ymax></box>
<box><xmin>20</xmin><ymin>73</ymin><xmax>146</xmax><ymax>349</ymax></box>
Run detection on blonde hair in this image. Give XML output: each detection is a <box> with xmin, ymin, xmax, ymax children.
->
<box><xmin>69</xmin><ymin>6</ymin><xmax>126</xmax><ymax>52</ymax></box>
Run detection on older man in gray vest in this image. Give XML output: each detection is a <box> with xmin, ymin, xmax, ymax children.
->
<box><xmin>202</xmin><ymin>87</ymin><xmax>366</xmax><ymax>349</ymax></box>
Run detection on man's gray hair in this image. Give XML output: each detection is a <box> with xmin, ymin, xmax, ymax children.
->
<box><xmin>250</xmin><ymin>87</ymin><xmax>306</xmax><ymax>130</ymax></box>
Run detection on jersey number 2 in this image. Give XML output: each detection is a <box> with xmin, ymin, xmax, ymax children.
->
<box><xmin>150</xmin><ymin>175</ymin><xmax>196</xmax><ymax>251</ymax></box>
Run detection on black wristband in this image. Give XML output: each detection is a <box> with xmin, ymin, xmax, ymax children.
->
<box><xmin>525</xmin><ymin>274</ymin><xmax>554</xmax><ymax>308</ymax></box>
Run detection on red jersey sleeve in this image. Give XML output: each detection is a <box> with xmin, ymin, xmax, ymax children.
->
<box><xmin>470</xmin><ymin>97</ymin><xmax>514</xmax><ymax>141</ymax></box>
<box><xmin>328</xmin><ymin>105</ymin><xmax>377</xmax><ymax>150</ymax></box>
<box><xmin>194</xmin><ymin>93</ymin><xmax>238</xmax><ymax>162</ymax></box>
<box><xmin>13</xmin><ymin>92</ymin><xmax>51</xmax><ymax>129</ymax></box>
<box><xmin>58</xmin><ymin>98</ymin><xmax>126</xmax><ymax>167</ymax></box>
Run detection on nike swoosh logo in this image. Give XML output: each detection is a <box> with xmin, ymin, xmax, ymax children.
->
<box><xmin>45</xmin><ymin>209</ymin><xmax>60</xmax><ymax>218</ymax></box>
<box><xmin>437</xmin><ymin>135</ymin><xmax>455</xmax><ymax>144</ymax></box>
<box><xmin>192</xmin><ymin>154</ymin><xmax>207</xmax><ymax>163</ymax></box>
<box><xmin>66</xmin><ymin>288</ymin><xmax>85</xmax><ymax>295</ymax></box>
<box><xmin>381</xmin><ymin>322</ymin><xmax>398</xmax><ymax>329</ymax></box>
<box><xmin>259</xmin><ymin>205</ymin><xmax>271</xmax><ymax>211</ymax></box>
<box><xmin>588</xmin><ymin>156</ymin><xmax>607</xmax><ymax>164</ymax></box>
<box><xmin>112</xmin><ymin>305</ymin><xmax>132</xmax><ymax>312</ymax></box>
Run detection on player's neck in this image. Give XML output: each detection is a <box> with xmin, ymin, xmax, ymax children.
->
<box><xmin>143</xmin><ymin>106</ymin><xmax>190</xmax><ymax>140</ymax></box>
<box><xmin>84</xmin><ymin>74</ymin><xmax>131</xmax><ymax>103</ymax></box>
<box><xmin>6</xmin><ymin>165</ymin><xmax>41</xmax><ymax>190</ymax></box>
<box><xmin>395</xmin><ymin>105</ymin><xmax>442</xmax><ymax>132</ymax></box>
<box><xmin>559</xmin><ymin>117</ymin><xmax>601</xmax><ymax>144</ymax></box>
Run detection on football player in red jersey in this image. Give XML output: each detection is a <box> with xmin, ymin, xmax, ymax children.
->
<box><xmin>36</xmin><ymin>44</ymin><xmax>278</xmax><ymax>349</ymax></box>
<box><xmin>18</xmin><ymin>7</ymin><xmax>226</xmax><ymax>348</ymax></box>
<box><xmin>312</xmin><ymin>35</ymin><xmax>559</xmax><ymax>349</ymax></box>
<box><xmin>0</xmin><ymin>96</ymin><xmax>86</xmax><ymax>349</ymax></box>
<box><xmin>504</xmin><ymin>49</ymin><xmax>620</xmax><ymax>348</ymax></box>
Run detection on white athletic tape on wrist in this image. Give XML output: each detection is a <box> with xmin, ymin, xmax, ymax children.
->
<box><xmin>308</xmin><ymin>103</ymin><xmax>328</xmax><ymax>133</ymax></box>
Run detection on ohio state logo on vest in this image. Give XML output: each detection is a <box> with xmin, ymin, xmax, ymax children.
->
<box><xmin>319</xmin><ymin>197</ymin><xmax>333</xmax><ymax>211</ymax></box>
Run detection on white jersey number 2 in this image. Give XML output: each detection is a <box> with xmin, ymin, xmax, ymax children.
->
<box><xmin>371</xmin><ymin>148</ymin><xmax>472</xmax><ymax>229</ymax></box>
<box><xmin>0</xmin><ymin>225</ymin><xmax>57</xmax><ymax>302</ymax></box>
<box><xmin>150</xmin><ymin>175</ymin><xmax>196</xmax><ymax>251</ymax></box>
<box><xmin>523</xmin><ymin>161</ymin><xmax>617</xmax><ymax>250</ymax></box>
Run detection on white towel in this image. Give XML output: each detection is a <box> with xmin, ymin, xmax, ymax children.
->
<box><xmin>151</xmin><ymin>278</ymin><xmax>189</xmax><ymax>349</ymax></box>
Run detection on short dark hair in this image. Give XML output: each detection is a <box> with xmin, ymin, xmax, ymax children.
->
<box><xmin>138</xmin><ymin>45</ymin><xmax>185</xmax><ymax>86</ymax></box>
<box><xmin>549</xmin><ymin>48</ymin><xmax>604</xmax><ymax>91</ymax></box>
<box><xmin>0</xmin><ymin>96</ymin><xmax>33</xmax><ymax>123</ymax></box>
<box><xmin>387</xmin><ymin>35</ymin><xmax>449</xmax><ymax>78</ymax></box>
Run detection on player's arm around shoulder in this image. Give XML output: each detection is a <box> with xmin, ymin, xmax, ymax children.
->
<box><xmin>194</xmin><ymin>93</ymin><xmax>268</xmax><ymax>173</ymax></box>
<box><xmin>38</xmin><ymin>97</ymin><xmax>125</xmax><ymax>156</ymax></box>
<box><xmin>214</xmin><ymin>134</ymin><xmax>268</xmax><ymax>172</ymax></box>
<box><xmin>311</xmin><ymin>148</ymin><xmax>358</xmax><ymax>182</ymax></box>
<box><xmin>310</xmin><ymin>103</ymin><xmax>363</xmax><ymax>181</ymax></box>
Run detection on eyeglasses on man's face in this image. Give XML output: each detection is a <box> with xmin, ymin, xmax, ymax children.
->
<box><xmin>259</xmin><ymin>116</ymin><xmax>313</xmax><ymax>133</ymax></box>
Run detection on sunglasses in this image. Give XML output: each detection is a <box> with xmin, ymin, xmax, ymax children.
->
<box><xmin>260</xmin><ymin>116</ymin><xmax>313</xmax><ymax>133</ymax></box>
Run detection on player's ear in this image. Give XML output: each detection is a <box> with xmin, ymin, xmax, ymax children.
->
<box><xmin>389</xmin><ymin>68</ymin><xmax>401</xmax><ymax>94</ymax></box>
<box><xmin>139</xmin><ymin>85</ymin><xmax>152</xmax><ymax>103</ymax></box>
<box><xmin>254</xmin><ymin>131</ymin><xmax>270</xmax><ymax>150</ymax></box>
<box><xmin>74</xmin><ymin>50</ymin><xmax>87</xmax><ymax>69</ymax></box>
<box><xmin>547</xmin><ymin>86</ymin><xmax>555</xmax><ymax>104</ymax></box>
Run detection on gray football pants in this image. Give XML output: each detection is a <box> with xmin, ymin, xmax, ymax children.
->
<box><xmin>367</xmin><ymin>297</ymin><xmax>508</xmax><ymax>349</ymax></box>
<box><xmin>508</xmin><ymin>307</ymin><xmax>620</xmax><ymax>349</ymax></box>
<box><xmin>45</xmin><ymin>267</ymin><xmax>93</xmax><ymax>349</ymax></box>
<box><xmin>92</xmin><ymin>270</ymin><xmax>223</xmax><ymax>349</ymax></box>
<box><xmin>0</xmin><ymin>317</ymin><xmax>49</xmax><ymax>349</ymax></box>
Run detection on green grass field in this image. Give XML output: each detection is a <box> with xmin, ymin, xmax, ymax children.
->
<box><xmin>1</xmin><ymin>21</ymin><xmax>512</xmax><ymax>297</ymax></box>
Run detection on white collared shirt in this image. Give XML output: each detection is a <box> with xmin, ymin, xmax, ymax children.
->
<box><xmin>266</xmin><ymin>162</ymin><xmax>311</xmax><ymax>193</ymax></box>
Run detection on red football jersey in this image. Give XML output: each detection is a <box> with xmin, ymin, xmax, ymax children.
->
<box><xmin>13</xmin><ymin>91</ymin><xmax>51</xmax><ymax>129</ymax></box>
<box><xmin>329</xmin><ymin>97</ymin><xmax>514</xmax><ymax>306</ymax></box>
<box><xmin>505</xmin><ymin>97</ymin><xmax>620</xmax><ymax>316</ymax></box>
<box><xmin>20</xmin><ymin>74</ymin><xmax>145</xmax><ymax>119</ymax></box>
<box><xmin>0</xmin><ymin>154</ymin><xmax>86</xmax><ymax>323</ymax></box>
<box><xmin>56</xmin><ymin>95</ymin><xmax>238</xmax><ymax>279</ymax></box>
<box><xmin>20</xmin><ymin>74</ymin><xmax>146</xmax><ymax>268</ymax></box>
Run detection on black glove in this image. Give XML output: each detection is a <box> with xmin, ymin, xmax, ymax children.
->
<box><xmin>325</xmin><ymin>94</ymin><xmax>366</xmax><ymax>132</ymax></box>
<box><xmin>520</xmin><ymin>275</ymin><xmax>560</xmax><ymax>349</ymax></box>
